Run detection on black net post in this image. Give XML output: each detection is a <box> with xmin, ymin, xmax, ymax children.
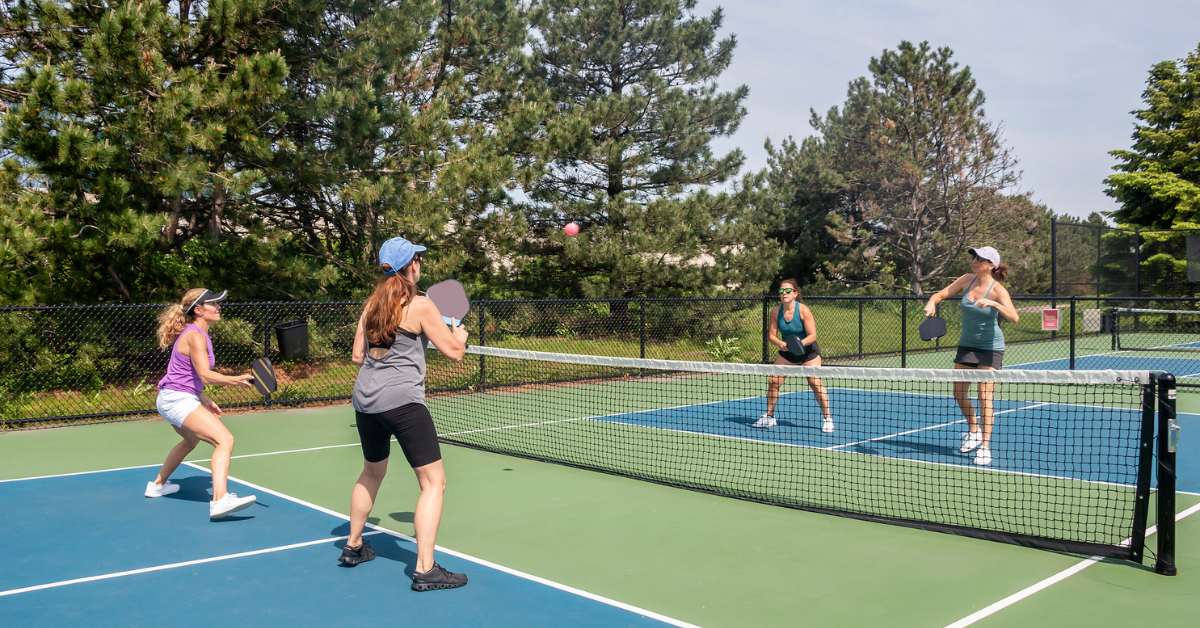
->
<box><xmin>1069</xmin><ymin>297</ymin><xmax>1076</xmax><ymax>371</ymax></box>
<box><xmin>1130</xmin><ymin>375</ymin><xmax>1158</xmax><ymax>563</ymax></box>
<box><xmin>1155</xmin><ymin>372</ymin><xmax>1178</xmax><ymax>576</ymax></box>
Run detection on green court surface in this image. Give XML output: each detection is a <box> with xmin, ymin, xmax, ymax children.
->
<box><xmin>1</xmin><ymin>405</ymin><xmax>1195</xmax><ymax>628</ymax></box>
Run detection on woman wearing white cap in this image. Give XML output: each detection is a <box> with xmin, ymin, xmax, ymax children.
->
<box><xmin>148</xmin><ymin>288</ymin><xmax>258</xmax><ymax>519</ymax></box>
<box><xmin>339</xmin><ymin>237</ymin><xmax>472</xmax><ymax>592</ymax></box>
<box><xmin>923</xmin><ymin>247</ymin><xmax>1018</xmax><ymax>465</ymax></box>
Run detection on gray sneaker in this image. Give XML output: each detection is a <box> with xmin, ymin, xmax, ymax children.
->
<box><xmin>411</xmin><ymin>563</ymin><xmax>467</xmax><ymax>592</ymax></box>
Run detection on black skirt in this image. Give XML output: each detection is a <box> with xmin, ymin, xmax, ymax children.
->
<box><xmin>779</xmin><ymin>341</ymin><xmax>821</xmax><ymax>365</ymax></box>
<box><xmin>954</xmin><ymin>345</ymin><xmax>1004</xmax><ymax>369</ymax></box>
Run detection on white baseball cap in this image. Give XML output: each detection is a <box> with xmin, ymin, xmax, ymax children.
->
<box><xmin>968</xmin><ymin>246</ymin><xmax>1000</xmax><ymax>267</ymax></box>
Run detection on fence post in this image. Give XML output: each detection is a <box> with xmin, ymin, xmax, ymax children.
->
<box><xmin>762</xmin><ymin>292</ymin><xmax>770</xmax><ymax>364</ymax></box>
<box><xmin>901</xmin><ymin>297</ymin><xmax>908</xmax><ymax>368</ymax></box>
<box><xmin>478</xmin><ymin>302</ymin><xmax>487</xmax><ymax>390</ymax></box>
<box><xmin>1155</xmin><ymin>373</ymin><xmax>1178</xmax><ymax>576</ymax></box>
<box><xmin>1051</xmin><ymin>219</ymin><xmax>1058</xmax><ymax>340</ymax></box>
<box><xmin>1069</xmin><ymin>296</ymin><xmax>1076</xmax><ymax>371</ymax></box>
<box><xmin>857</xmin><ymin>299</ymin><xmax>863</xmax><ymax>359</ymax></box>
<box><xmin>639</xmin><ymin>298</ymin><xmax>646</xmax><ymax>360</ymax></box>
<box><xmin>1096</xmin><ymin>225</ymin><xmax>1102</xmax><ymax>299</ymax></box>
<box><xmin>263</xmin><ymin>304</ymin><xmax>272</xmax><ymax>409</ymax></box>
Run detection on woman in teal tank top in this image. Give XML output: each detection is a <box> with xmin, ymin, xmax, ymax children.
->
<box><xmin>753</xmin><ymin>279</ymin><xmax>833</xmax><ymax>433</ymax></box>
<box><xmin>923</xmin><ymin>246</ymin><xmax>1019</xmax><ymax>466</ymax></box>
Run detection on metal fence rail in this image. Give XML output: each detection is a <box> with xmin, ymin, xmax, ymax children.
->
<box><xmin>4</xmin><ymin>295</ymin><xmax>1198</xmax><ymax>427</ymax></box>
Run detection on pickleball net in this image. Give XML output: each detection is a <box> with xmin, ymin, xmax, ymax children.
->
<box><xmin>427</xmin><ymin>346</ymin><xmax>1161</xmax><ymax>561</ymax></box>
<box><xmin>1112</xmin><ymin>307</ymin><xmax>1200</xmax><ymax>353</ymax></box>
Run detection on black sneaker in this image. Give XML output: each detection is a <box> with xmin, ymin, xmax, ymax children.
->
<box><xmin>338</xmin><ymin>539</ymin><xmax>376</xmax><ymax>566</ymax></box>
<box><xmin>411</xmin><ymin>563</ymin><xmax>468</xmax><ymax>591</ymax></box>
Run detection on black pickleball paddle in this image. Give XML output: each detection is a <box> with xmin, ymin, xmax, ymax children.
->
<box><xmin>919</xmin><ymin>316</ymin><xmax>947</xmax><ymax>341</ymax></box>
<box><xmin>249</xmin><ymin>356</ymin><xmax>277</xmax><ymax>395</ymax></box>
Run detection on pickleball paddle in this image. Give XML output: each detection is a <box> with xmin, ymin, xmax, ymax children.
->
<box><xmin>427</xmin><ymin>280</ymin><xmax>470</xmax><ymax>327</ymax></box>
<box><xmin>249</xmin><ymin>356</ymin><xmax>276</xmax><ymax>395</ymax></box>
<box><xmin>919</xmin><ymin>316</ymin><xmax>947</xmax><ymax>341</ymax></box>
<box><xmin>784</xmin><ymin>335</ymin><xmax>809</xmax><ymax>356</ymax></box>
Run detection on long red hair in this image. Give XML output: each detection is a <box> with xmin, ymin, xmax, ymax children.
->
<box><xmin>363</xmin><ymin>263</ymin><xmax>417</xmax><ymax>345</ymax></box>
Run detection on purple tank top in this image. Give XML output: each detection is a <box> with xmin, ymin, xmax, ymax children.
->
<box><xmin>157</xmin><ymin>324</ymin><xmax>214</xmax><ymax>396</ymax></box>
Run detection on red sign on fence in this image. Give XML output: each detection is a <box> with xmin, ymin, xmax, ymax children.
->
<box><xmin>1042</xmin><ymin>309</ymin><xmax>1060</xmax><ymax>331</ymax></box>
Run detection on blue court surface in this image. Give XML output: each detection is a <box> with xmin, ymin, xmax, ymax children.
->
<box><xmin>1011</xmin><ymin>354</ymin><xmax>1200</xmax><ymax>379</ymax></box>
<box><xmin>590</xmin><ymin>389</ymin><xmax>1145</xmax><ymax>486</ymax></box>
<box><xmin>0</xmin><ymin>464</ymin><xmax>691</xmax><ymax>628</ymax></box>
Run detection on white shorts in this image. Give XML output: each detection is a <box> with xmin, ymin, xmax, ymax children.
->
<box><xmin>156</xmin><ymin>389</ymin><xmax>201</xmax><ymax>428</ymax></box>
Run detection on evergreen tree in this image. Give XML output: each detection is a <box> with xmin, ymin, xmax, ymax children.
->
<box><xmin>759</xmin><ymin>136</ymin><xmax>849</xmax><ymax>290</ymax></box>
<box><xmin>0</xmin><ymin>0</ymin><xmax>288</xmax><ymax>304</ymax></box>
<box><xmin>515</xmin><ymin>0</ymin><xmax>778</xmax><ymax>299</ymax></box>
<box><xmin>805</xmin><ymin>41</ymin><xmax>1021</xmax><ymax>295</ymax></box>
<box><xmin>1106</xmin><ymin>43</ymin><xmax>1200</xmax><ymax>229</ymax></box>
<box><xmin>258</xmin><ymin>0</ymin><xmax>536</xmax><ymax>298</ymax></box>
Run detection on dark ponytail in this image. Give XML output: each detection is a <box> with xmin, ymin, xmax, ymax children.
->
<box><xmin>992</xmin><ymin>264</ymin><xmax>1009</xmax><ymax>282</ymax></box>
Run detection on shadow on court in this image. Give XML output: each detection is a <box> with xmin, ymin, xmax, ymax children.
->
<box><xmin>329</xmin><ymin>522</ymin><xmax>419</xmax><ymax>574</ymax></box>
<box><xmin>723</xmin><ymin>415</ymin><xmax>823</xmax><ymax>430</ymax></box>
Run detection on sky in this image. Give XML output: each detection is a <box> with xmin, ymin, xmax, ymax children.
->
<box><xmin>693</xmin><ymin>0</ymin><xmax>1200</xmax><ymax>220</ymax></box>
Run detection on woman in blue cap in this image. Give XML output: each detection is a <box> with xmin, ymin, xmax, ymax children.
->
<box><xmin>923</xmin><ymin>246</ymin><xmax>1018</xmax><ymax>466</ymax></box>
<box><xmin>338</xmin><ymin>237</ymin><xmax>471</xmax><ymax>592</ymax></box>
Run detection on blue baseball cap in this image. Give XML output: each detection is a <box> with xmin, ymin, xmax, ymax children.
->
<box><xmin>378</xmin><ymin>237</ymin><xmax>426</xmax><ymax>275</ymax></box>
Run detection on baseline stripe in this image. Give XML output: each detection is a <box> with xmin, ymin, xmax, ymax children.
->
<box><xmin>0</xmin><ymin>532</ymin><xmax>384</xmax><ymax>598</ymax></box>
<box><xmin>182</xmin><ymin>463</ymin><xmax>702</xmax><ymax>628</ymax></box>
<box><xmin>943</xmin><ymin>500</ymin><xmax>1200</xmax><ymax>628</ymax></box>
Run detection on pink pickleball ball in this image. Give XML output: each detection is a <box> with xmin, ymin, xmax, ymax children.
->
<box><xmin>564</xmin><ymin>222</ymin><xmax>580</xmax><ymax>236</ymax></box>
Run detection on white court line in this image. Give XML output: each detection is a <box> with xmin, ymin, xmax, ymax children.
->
<box><xmin>0</xmin><ymin>531</ymin><xmax>386</xmax><ymax>598</ymax></box>
<box><xmin>0</xmin><ymin>463</ymin><xmax>160</xmax><ymax>483</ymax></box>
<box><xmin>825</xmin><ymin>403</ymin><xmax>1051</xmax><ymax>450</ymax></box>
<box><xmin>943</xmin><ymin>500</ymin><xmax>1200</xmax><ymax>628</ymax></box>
<box><xmin>0</xmin><ymin>462</ymin><xmax>699</xmax><ymax>628</ymax></box>
<box><xmin>176</xmin><ymin>463</ymin><xmax>702</xmax><ymax>628</ymax></box>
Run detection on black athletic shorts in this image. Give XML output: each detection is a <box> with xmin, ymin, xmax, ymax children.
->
<box><xmin>779</xmin><ymin>341</ymin><xmax>821</xmax><ymax>365</ymax></box>
<box><xmin>355</xmin><ymin>403</ymin><xmax>442</xmax><ymax>468</ymax></box>
<box><xmin>954</xmin><ymin>345</ymin><xmax>1004</xmax><ymax>369</ymax></box>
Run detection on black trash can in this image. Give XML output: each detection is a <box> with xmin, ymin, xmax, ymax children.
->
<box><xmin>274</xmin><ymin>320</ymin><xmax>309</xmax><ymax>360</ymax></box>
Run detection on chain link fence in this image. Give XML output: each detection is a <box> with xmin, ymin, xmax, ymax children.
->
<box><xmin>1053</xmin><ymin>220</ymin><xmax>1200</xmax><ymax>298</ymax></box>
<box><xmin>5</xmin><ymin>295</ymin><xmax>1199</xmax><ymax>428</ymax></box>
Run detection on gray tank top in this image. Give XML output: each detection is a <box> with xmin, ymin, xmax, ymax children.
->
<box><xmin>351</xmin><ymin>328</ymin><xmax>429</xmax><ymax>414</ymax></box>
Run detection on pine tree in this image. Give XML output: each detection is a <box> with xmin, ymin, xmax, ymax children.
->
<box><xmin>254</xmin><ymin>0</ymin><xmax>536</xmax><ymax>297</ymax></box>
<box><xmin>1106</xmin><ymin>43</ymin><xmax>1200</xmax><ymax>229</ymax></box>
<box><xmin>0</xmin><ymin>0</ymin><xmax>289</xmax><ymax>304</ymax></box>
<box><xmin>514</xmin><ymin>0</ymin><xmax>778</xmax><ymax>299</ymax></box>
<box><xmin>806</xmin><ymin>41</ymin><xmax>1021</xmax><ymax>295</ymax></box>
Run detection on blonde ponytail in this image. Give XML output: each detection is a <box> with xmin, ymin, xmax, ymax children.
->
<box><xmin>157</xmin><ymin>288</ymin><xmax>207</xmax><ymax>349</ymax></box>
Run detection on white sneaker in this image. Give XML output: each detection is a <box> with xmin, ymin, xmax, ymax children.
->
<box><xmin>822</xmin><ymin>417</ymin><xmax>835</xmax><ymax>433</ymax></box>
<box><xmin>960</xmin><ymin>431</ymin><xmax>982</xmax><ymax>453</ymax></box>
<box><xmin>145</xmin><ymin>480</ymin><xmax>180</xmax><ymax>498</ymax></box>
<box><xmin>751</xmin><ymin>413</ymin><xmax>776</xmax><ymax>428</ymax></box>
<box><xmin>974</xmin><ymin>446</ymin><xmax>992</xmax><ymax>466</ymax></box>
<box><xmin>209</xmin><ymin>492</ymin><xmax>256</xmax><ymax>519</ymax></box>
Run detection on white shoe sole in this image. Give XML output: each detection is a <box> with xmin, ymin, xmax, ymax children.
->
<box><xmin>210</xmin><ymin>496</ymin><xmax>256</xmax><ymax>519</ymax></box>
<box><xmin>821</xmin><ymin>421</ymin><xmax>835</xmax><ymax>433</ymax></box>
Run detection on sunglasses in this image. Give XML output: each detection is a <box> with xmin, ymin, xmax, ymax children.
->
<box><xmin>412</xmin><ymin>253</ymin><xmax>423</xmax><ymax>263</ymax></box>
<box><xmin>778</xmin><ymin>288</ymin><xmax>794</xmax><ymax>294</ymax></box>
